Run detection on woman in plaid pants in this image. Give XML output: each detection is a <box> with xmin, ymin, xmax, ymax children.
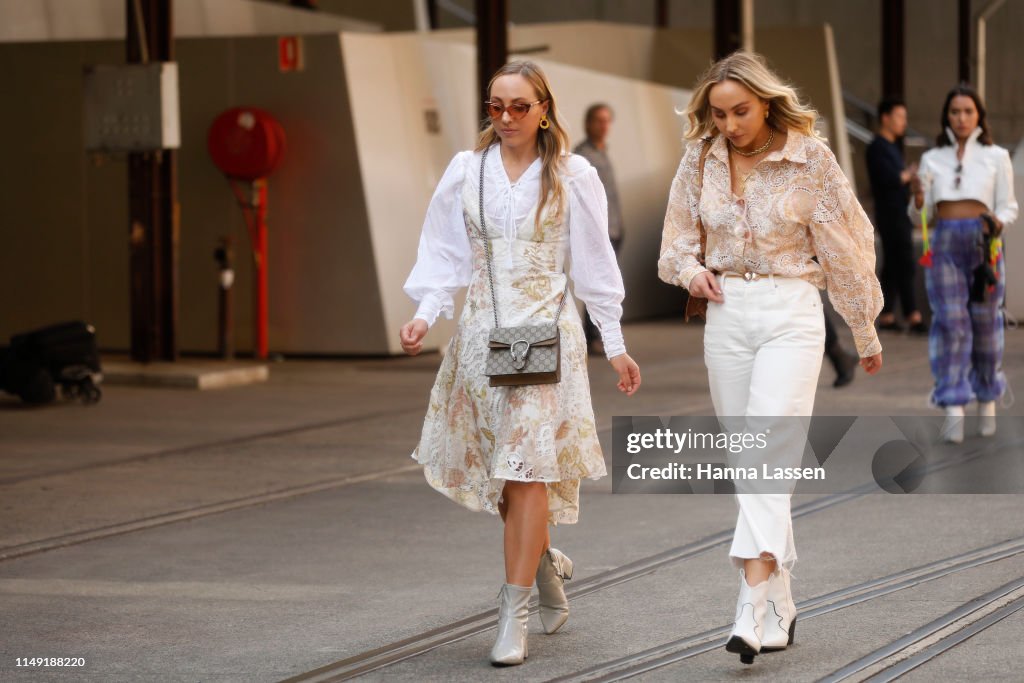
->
<box><xmin>911</xmin><ymin>85</ymin><xmax>1018</xmax><ymax>443</ymax></box>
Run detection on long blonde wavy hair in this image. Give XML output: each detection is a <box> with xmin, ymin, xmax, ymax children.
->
<box><xmin>683</xmin><ymin>51</ymin><xmax>823</xmax><ymax>142</ymax></box>
<box><xmin>475</xmin><ymin>61</ymin><xmax>571</xmax><ymax>229</ymax></box>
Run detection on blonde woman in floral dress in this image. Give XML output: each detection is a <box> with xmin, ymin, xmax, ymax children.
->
<box><xmin>400</xmin><ymin>60</ymin><xmax>641</xmax><ymax>667</ymax></box>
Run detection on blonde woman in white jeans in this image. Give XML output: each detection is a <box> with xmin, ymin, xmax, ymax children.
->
<box><xmin>659</xmin><ymin>51</ymin><xmax>884</xmax><ymax>666</ymax></box>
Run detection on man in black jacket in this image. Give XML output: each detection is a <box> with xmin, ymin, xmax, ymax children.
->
<box><xmin>867</xmin><ymin>97</ymin><xmax>926</xmax><ymax>333</ymax></box>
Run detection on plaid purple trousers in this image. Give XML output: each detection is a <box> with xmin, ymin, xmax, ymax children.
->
<box><xmin>924</xmin><ymin>217</ymin><xmax>1006</xmax><ymax>407</ymax></box>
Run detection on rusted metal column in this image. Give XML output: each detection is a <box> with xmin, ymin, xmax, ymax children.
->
<box><xmin>126</xmin><ymin>0</ymin><xmax>178</xmax><ymax>362</ymax></box>
<box><xmin>714</xmin><ymin>0</ymin><xmax>742</xmax><ymax>60</ymax></box>
<box><xmin>958</xmin><ymin>0</ymin><xmax>971</xmax><ymax>83</ymax></box>
<box><xmin>881</xmin><ymin>0</ymin><xmax>905</xmax><ymax>98</ymax></box>
<box><xmin>476</xmin><ymin>0</ymin><xmax>508</xmax><ymax>111</ymax></box>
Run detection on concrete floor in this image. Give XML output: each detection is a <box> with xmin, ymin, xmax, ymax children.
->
<box><xmin>0</xmin><ymin>319</ymin><xmax>1022</xmax><ymax>682</ymax></box>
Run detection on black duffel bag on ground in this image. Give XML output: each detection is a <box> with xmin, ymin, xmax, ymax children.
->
<box><xmin>0</xmin><ymin>321</ymin><xmax>103</xmax><ymax>405</ymax></box>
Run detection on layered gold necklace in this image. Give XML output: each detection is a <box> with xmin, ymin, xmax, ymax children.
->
<box><xmin>729</xmin><ymin>127</ymin><xmax>774</xmax><ymax>157</ymax></box>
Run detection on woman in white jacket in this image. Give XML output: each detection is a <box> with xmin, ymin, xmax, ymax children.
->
<box><xmin>910</xmin><ymin>84</ymin><xmax>1018</xmax><ymax>443</ymax></box>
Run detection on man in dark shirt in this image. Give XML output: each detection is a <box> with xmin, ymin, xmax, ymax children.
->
<box><xmin>574</xmin><ymin>103</ymin><xmax>625</xmax><ymax>355</ymax></box>
<box><xmin>866</xmin><ymin>97</ymin><xmax>925</xmax><ymax>333</ymax></box>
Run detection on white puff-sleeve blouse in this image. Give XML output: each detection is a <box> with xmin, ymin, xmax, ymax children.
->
<box><xmin>403</xmin><ymin>148</ymin><xmax>628</xmax><ymax>359</ymax></box>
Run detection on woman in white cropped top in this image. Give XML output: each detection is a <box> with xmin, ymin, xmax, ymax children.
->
<box><xmin>399</xmin><ymin>60</ymin><xmax>641</xmax><ymax>667</ymax></box>
<box><xmin>659</xmin><ymin>51</ymin><xmax>884</xmax><ymax>667</ymax></box>
<box><xmin>910</xmin><ymin>84</ymin><xmax>1018</xmax><ymax>443</ymax></box>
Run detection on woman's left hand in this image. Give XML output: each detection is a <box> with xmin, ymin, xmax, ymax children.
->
<box><xmin>609</xmin><ymin>353</ymin><xmax>641</xmax><ymax>396</ymax></box>
<box><xmin>860</xmin><ymin>353</ymin><xmax>883</xmax><ymax>375</ymax></box>
<box><xmin>982</xmin><ymin>213</ymin><xmax>1004</xmax><ymax>237</ymax></box>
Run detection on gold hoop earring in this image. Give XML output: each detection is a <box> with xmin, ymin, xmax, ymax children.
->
<box><xmin>539</xmin><ymin>116</ymin><xmax>550</xmax><ymax>130</ymax></box>
<box><xmin>764</xmin><ymin>109</ymin><xmax>769</xmax><ymax>119</ymax></box>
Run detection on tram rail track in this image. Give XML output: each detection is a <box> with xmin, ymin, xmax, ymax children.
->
<box><xmin>276</xmin><ymin>437</ymin><xmax>1019</xmax><ymax>682</ymax></box>
<box><xmin>824</xmin><ymin>576</ymin><xmax>1024</xmax><ymax>682</ymax></box>
<box><xmin>275</xmin><ymin>492</ymin><xmax>864</xmax><ymax>682</ymax></box>
<box><xmin>549</xmin><ymin>536</ymin><xmax>1024</xmax><ymax>682</ymax></box>
<box><xmin>0</xmin><ymin>389</ymin><xmax>741</xmax><ymax>562</ymax></box>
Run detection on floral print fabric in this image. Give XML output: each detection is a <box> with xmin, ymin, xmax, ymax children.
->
<box><xmin>411</xmin><ymin>150</ymin><xmax>608</xmax><ymax>525</ymax></box>
<box><xmin>658</xmin><ymin>130</ymin><xmax>884</xmax><ymax>358</ymax></box>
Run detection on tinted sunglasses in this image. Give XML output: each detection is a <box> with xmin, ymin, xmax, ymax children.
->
<box><xmin>484</xmin><ymin>99</ymin><xmax>546</xmax><ymax>120</ymax></box>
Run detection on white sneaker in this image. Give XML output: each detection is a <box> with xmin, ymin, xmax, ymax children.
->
<box><xmin>941</xmin><ymin>406</ymin><xmax>965</xmax><ymax>444</ymax></box>
<box><xmin>978</xmin><ymin>401</ymin><xmax>996</xmax><ymax>437</ymax></box>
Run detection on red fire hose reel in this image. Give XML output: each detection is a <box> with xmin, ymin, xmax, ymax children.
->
<box><xmin>207</xmin><ymin>108</ymin><xmax>286</xmax><ymax>360</ymax></box>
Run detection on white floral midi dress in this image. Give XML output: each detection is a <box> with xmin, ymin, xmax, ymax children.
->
<box><xmin>403</xmin><ymin>143</ymin><xmax>628</xmax><ymax>525</ymax></box>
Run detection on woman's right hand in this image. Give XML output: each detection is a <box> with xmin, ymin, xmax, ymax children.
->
<box><xmin>609</xmin><ymin>353</ymin><xmax>641</xmax><ymax>396</ymax></box>
<box><xmin>687</xmin><ymin>271</ymin><xmax>724</xmax><ymax>304</ymax></box>
<box><xmin>399</xmin><ymin>319</ymin><xmax>429</xmax><ymax>355</ymax></box>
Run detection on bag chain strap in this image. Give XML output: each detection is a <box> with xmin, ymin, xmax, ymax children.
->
<box><xmin>478</xmin><ymin>145</ymin><xmax>568</xmax><ymax>331</ymax></box>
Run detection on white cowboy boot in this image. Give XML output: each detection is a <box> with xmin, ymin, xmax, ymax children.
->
<box><xmin>760</xmin><ymin>567</ymin><xmax>797</xmax><ymax>651</ymax></box>
<box><xmin>978</xmin><ymin>401</ymin><xmax>996</xmax><ymax>437</ymax></box>
<box><xmin>725</xmin><ymin>569</ymin><xmax>768</xmax><ymax>664</ymax></box>
<box><xmin>490</xmin><ymin>584</ymin><xmax>531</xmax><ymax>666</ymax></box>
<box><xmin>535</xmin><ymin>547</ymin><xmax>574</xmax><ymax>634</ymax></box>
<box><xmin>941</xmin><ymin>405</ymin><xmax>965</xmax><ymax>444</ymax></box>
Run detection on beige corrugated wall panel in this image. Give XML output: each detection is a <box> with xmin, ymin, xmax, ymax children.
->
<box><xmin>340</xmin><ymin>32</ymin><xmax>476</xmax><ymax>355</ymax></box>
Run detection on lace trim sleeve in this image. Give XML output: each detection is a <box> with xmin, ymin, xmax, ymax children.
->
<box><xmin>658</xmin><ymin>142</ymin><xmax>708</xmax><ymax>290</ymax></box>
<box><xmin>809</xmin><ymin>149</ymin><xmax>884</xmax><ymax>358</ymax></box>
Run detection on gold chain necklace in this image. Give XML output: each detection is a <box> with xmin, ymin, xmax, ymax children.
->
<box><xmin>729</xmin><ymin>127</ymin><xmax>774</xmax><ymax>157</ymax></box>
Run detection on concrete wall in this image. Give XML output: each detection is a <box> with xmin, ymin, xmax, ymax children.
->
<box><xmin>422</xmin><ymin>0</ymin><xmax>1023</xmax><ymax>146</ymax></box>
<box><xmin>0</xmin><ymin>23</ymin><xmax>692</xmax><ymax>356</ymax></box>
<box><xmin>0</xmin><ymin>0</ymin><xmax>379</xmax><ymax>42</ymax></box>
<box><xmin>1010</xmin><ymin>142</ymin><xmax>1024</xmax><ymax>324</ymax></box>
<box><xmin>0</xmin><ymin>34</ymin><xmax>384</xmax><ymax>354</ymax></box>
<box><xmin>433</xmin><ymin>22</ymin><xmax>852</xmax><ymax>180</ymax></box>
<box><xmin>2</xmin><ymin>11</ymin><xmax>1018</xmax><ymax>354</ymax></box>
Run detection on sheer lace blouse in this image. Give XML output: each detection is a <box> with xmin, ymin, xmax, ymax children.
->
<box><xmin>658</xmin><ymin>130</ymin><xmax>883</xmax><ymax>358</ymax></box>
<box><xmin>404</xmin><ymin>144</ymin><xmax>627</xmax><ymax>359</ymax></box>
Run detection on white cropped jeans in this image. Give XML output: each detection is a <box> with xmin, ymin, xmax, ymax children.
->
<box><xmin>703</xmin><ymin>273</ymin><xmax>826</xmax><ymax>571</ymax></box>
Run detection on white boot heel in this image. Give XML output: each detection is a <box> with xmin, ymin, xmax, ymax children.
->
<box><xmin>536</xmin><ymin>548</ymin><xmax>573</xmax><ymax>634</ymax></box>
<box><xmin>725</xmin><ymin>569</ymin><xmax>768</xmax><ymax>665</ymax></box>
<box><xmin>490</xmin><ymin>584</ymin><xmax>531</xmax><ymax>666</ymax></box>
<box><xmin>761</xmin><ymin>567</ymin><xmax>797</xmax><ymax>652</ymax></box>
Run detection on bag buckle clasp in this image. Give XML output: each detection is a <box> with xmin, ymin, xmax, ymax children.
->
<box><xmin>510</xmin><ymin>339</ymin><xmax>531</xmax><ymax>370</ymax></box>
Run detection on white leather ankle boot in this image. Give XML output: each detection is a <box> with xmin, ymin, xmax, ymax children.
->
<box><xmin>760</xmin><ymin>567</ymin><xmax>796</xmax><ymax>652</ymax></box>
<box><xmin>978</xmin><ymin>401</ymin><xmax>996</xmax><ymax>437</ymax></box>
<box><xmin>490</xmin><ymin>584</ymin><xmax>532</xmax><ymax>666</ymax></box>
<box><xmin>941</xmin><ymin>405</ymin><xmax>965</xmax><ymax>443</ymax></box>
<box><xmin>535</xmin><ymin>547</ymin><xmax>573</xmax><ymax>634</ymax></box>
<box><xmin>725</xmin><ymin>569</ymin><xmax>768</xmax><ymax>664</ymax></box>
